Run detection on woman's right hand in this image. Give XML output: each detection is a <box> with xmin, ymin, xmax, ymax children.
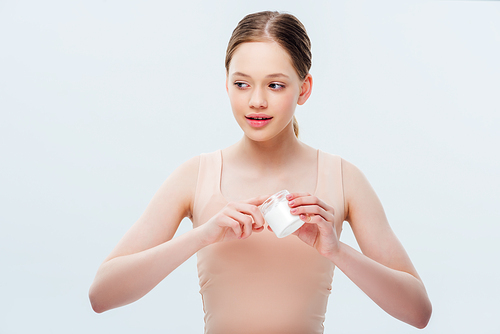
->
<box><xmin>197</xmin><ymin>195</ymin><xmax>269</xmax><ymax>245</ymax></box>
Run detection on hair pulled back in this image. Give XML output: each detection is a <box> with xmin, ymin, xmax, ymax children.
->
<box><xmin>225</xmin><ymin>11</ymin><xmax>312</xmax><ymax>138</ymax></box>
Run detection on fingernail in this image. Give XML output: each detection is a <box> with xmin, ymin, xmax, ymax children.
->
<box><xmin>288</xmin><ymin>200</ymin><xmax>295</xmax><ymax>206</ymax></box>
<box><xmin>286</xmin><ymin>194</ymin><xmax>292</xmax><ymax>200</ymax></box>
<box><xmin>291</xmin><ymin>208</ymin><xmax>297</xmax><ymax>213</ymax></box>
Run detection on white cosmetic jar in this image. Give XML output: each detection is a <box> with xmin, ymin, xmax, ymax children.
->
<box><xmin>260</xmin><ymin>190</ymin><xmax>305</xmax><ymax>238</ymax></box>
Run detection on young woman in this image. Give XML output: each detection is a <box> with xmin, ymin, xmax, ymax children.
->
<box><xmin>89</xmin><ymin>11</ymin><xmax>432</xmax><ymax>333</ymax></box>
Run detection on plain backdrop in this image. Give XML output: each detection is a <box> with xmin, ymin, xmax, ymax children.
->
<box><xmin>1</xmin><ymin>0</ymin><xmax>499</xmax><ymax>333</ymax></box>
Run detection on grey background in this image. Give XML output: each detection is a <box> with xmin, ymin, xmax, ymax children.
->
<box><xmin>1</xmin><ymin>0</ymin><xmax>499</xmax><ymax>333</ymax></box>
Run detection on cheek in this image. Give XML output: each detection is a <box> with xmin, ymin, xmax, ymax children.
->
<box><xmin>227</xmin><ymin>89</ymin><xmax>242</xmax><ymax>108</ymax></box>
<box><xmin>229</xmin><ymin>93</ymin><xmax>245</xmax><ymax>112</ymax></box>
<box><xmin>275</xmin><ymin>91</ymin><xmax>298</xmax><ymax>113</ymax></box>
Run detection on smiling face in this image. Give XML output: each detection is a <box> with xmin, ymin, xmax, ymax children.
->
<box><xmin>226</xmin><ymin>41</ymin><xmax>312</xmax><ymax>142</ymax></box>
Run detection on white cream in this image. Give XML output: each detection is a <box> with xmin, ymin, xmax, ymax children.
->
<box><xmin>260</xmin><ymin>190</ymin><xmax>305</xmax><ymax>238</ymax></box>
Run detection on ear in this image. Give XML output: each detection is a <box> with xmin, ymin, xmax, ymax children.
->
<box><xmin>297</xmin><ymin>74</ymin><xmax>313</xmax><ymax>105</ymax></box>
<box><xmin>225</xmin><ymin>73</ymin><xmax>229</xmax><ymax>93</ymax></box>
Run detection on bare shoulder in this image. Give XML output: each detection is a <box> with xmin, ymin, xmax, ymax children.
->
<box><xmin>103</xmin><ymin>155</ymin><xmax>200</xmax><ymax>262</ymax></box>
<box><xmin>160</xmin><ymin>154</ymin><xmax>201</xmax><ymax>219</ymax></box>
<box><xmin>341</xmin><ymin>158</ymin><xmax>378</xmax><ymax>220</ymax></box>
<box><xmin>341</xmin><ymin>157</ymin><xmax>388</xmax><ymax>233</ymax></box>
<box><xmin>341</xmin><ymin>158</ymin><xmax>420</xmax><ymax>277</ymax></box>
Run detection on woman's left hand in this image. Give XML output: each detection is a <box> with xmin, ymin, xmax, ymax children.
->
<box><xmin>285</xmin><ymin>192</ymin><xmax>340</xmax><ymax>258</ymax></box>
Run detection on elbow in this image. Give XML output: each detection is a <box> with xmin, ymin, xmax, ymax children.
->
<box><xmin>91</xmin><ymin>304</ymin><xmax>105</xmax><ymax>314</ymax></box>
<box><xmin>413</xmin><ymin>299</ymin><xmax>432</xmax><ymax>329</ymax></box>
<box><xmin>88</xmin><ymin>284</ymin><xmax>108</xmax><ymax>314</ymax></box>
<box><xmin>90</xmin><ymin>301</ymin><xmax>106</xmax><ymax>314</ymax></box>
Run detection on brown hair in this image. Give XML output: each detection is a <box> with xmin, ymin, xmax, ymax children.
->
<box><xmin>225</xmin><ymin>11</ymin><xmax>312</xmax><ymax>138</ymax></box>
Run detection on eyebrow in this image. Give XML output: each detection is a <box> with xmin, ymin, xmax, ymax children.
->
<box><xmin>231</xmin><ymin>72</ymin><xmax>289</xmax><ymax>79</ymax></box>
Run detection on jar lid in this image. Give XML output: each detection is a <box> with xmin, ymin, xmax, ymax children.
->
<box><xmin>260</xmin><ymin>190</ymin><xmax>289</xmax><ymax>215</ymax></box>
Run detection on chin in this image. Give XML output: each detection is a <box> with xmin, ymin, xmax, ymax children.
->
<box><xmin>244</xmin><ymin>133</ymin><xmax>270</xmax><ymax>142</ymax></box>
<box><xmin>244</xmin><ymin>130</ymin><xmax>286</xmax><ymax>143</ymax></box>
<box><xmin>239</xmin><ymin>121</ymin><xmax>294</xmax><ymax>143</ymax></box>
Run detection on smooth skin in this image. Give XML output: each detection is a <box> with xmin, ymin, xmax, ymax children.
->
<box><xmin>89</xmin><ymin>41</ymin><xmax>431</xmax><ymax>328</ymax></box>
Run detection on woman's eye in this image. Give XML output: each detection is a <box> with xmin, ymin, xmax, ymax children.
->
<box><xmin>269</xmin><ymin>83</ymin><xmax>285</xmax><ymax>90</ymax></box>
<box><xmin>234</xmin><ymin>82</ymin><xmax>249</xmax><ymax>89</ymax></box>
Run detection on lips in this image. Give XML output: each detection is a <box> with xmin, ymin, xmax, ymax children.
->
<box><xmin>245</xmin><ymin>113</ymin><xmax>273</xmax><ymax>120</ymax></box>
<box><xmin>245</xmin><ymin>114</ymin><xmax>273</xmax><ymax>128</ymax></box>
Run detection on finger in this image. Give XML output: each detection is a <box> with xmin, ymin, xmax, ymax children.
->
<box><xmin>221</xmin><ymin>215</ymin><xmax>242</xmax><ymax>238</ymax></box>
<box><xmin>285</xmin><ymin>192</ymin><xmax>311</xmax><ymax>201</ymax></box>
<box><xmin>299</xmin><ymin>214</ymin><xmax>334</xmax><ymax>235</ymax></box>
<box><xmin>297</xmin><ymin>214</ymin><xmax>313</xmax><ymax>224</ymax></box>
<box><xmin>241</xmin><ymin>213</ymin><xmax>253</xmax><ymax>239</ymax></box>
<box><xmin>230</xmin><ymin>201</ymin><xmax>266</xmax><ymax>228</ymax></box>
<box><xmin>288</xmin><ymin>194</ymin><xmax>332</xmax><ymax>212</ymax></box>
<box><xmin>243</xmin><ymin>194</ymin><xmax>271</xmax><ymax>206</ymax></box>
<box><xmin>252</xmin><ymin>224</ymin><xmax>264</xmax><ymax>232</ymax></box>
<box><xmin>227</xmin><ymin>211</ymin><xmax>254</xmax><ymax>239</ymax></box>
<box><xmin>290</xmin><ymin>204</ymin><xmax>334</xmax><ymax>222</ymax></box>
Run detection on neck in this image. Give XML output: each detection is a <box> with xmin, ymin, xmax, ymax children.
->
<box><xmin>232</xmin><ymin>127</ymin><xmax>304</xmax><ymax>171</ymax></box>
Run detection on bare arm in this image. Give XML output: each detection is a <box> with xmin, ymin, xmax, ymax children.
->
<box><xmin>287</xmin><ymin>159</ymin><xmax>432</xmax><ymax>328</ymax></box>
<box><xmin>89</xmin><ymin>156</ymin><xmax>269</xmax><ymax>313</ymax></box>
<box><xmin>88</xmin><ymin>156</ymin><xmax>201</xmax><ymax>313</ymax></box>
<box><xmin>333</xmin><ymin>159</ymin><xmax>431</xmax><ymax>328</ymax></box>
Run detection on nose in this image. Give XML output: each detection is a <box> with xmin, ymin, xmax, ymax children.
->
<box><xmin>249</xmin><ymin>88</ymin><xmax>268</xmax><ymax>109</ymax></box>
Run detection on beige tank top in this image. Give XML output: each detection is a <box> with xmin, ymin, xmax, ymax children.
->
<box><xmin>192</xmin><ymin>150</ymin><xmax>345</xmax><ymax>334</ymax></box>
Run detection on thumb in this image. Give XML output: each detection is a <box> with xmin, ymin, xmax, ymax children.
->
<box><xmin>243</xmin><ymin>194</ymin><xmax>271</xmax><ymax>207</ymax></box>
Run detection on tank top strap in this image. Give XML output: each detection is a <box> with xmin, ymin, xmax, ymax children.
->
<box><xmin>192</xmin><ymin>150</ymin><xmax>223</xmax><ymax>226</ymax></box>
<box><xmin>316</xmin><ymin>150</ymin><xmax>346</xmax><ymax>223</ymax></box>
